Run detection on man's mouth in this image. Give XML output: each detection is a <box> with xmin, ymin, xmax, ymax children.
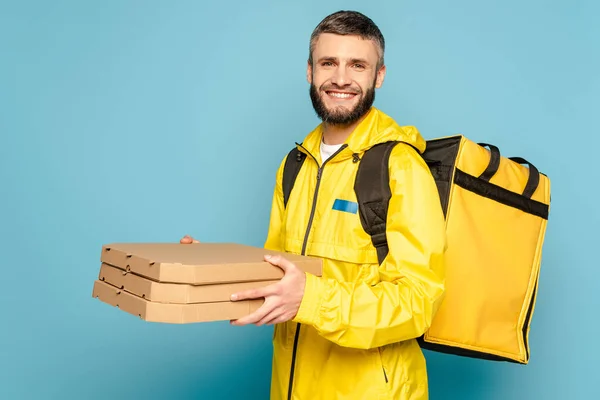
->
<box><xmin>325</xmin><ymin>90</ymin><xmax>358</xmax><ymax>100</ymax></box>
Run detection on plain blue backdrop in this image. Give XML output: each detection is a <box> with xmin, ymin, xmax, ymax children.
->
<box><xmin>1</xmin><ymin>0</ymin><xmax>598</xmax><ymax>399</ymax></box>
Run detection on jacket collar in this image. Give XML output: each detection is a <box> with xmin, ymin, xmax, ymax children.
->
<box><xmin>297</xmin><ymin>107</ymin><xmax>427</xmax><ymax>164</ymax></box>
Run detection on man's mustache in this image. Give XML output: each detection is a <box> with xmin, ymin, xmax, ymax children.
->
<box><xmin>320</xmin><ymin>84</ymin><xmax>361</xmax><ymax>94</ymax></box>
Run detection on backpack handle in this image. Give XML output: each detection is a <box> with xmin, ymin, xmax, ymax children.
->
<box><xmin>477</xmin><ymin>143</ymin><xmax>501</xmax><ymax>182</ymax></box>
<box><xmin>508</xmin><ymin>157</ymin><xmax>540</xmax><ymax>198</ymax></box>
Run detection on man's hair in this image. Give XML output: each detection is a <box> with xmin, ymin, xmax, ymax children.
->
<box><xmin>308</xmin><ymin>10</ymin><xmax>385</xmax><ymax>69</ymax></box>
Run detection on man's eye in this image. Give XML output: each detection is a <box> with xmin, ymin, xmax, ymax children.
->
<box><xmin>322</xmin><ymin>62</ymin><xmax>333</xmax><ymax>67</ymax></box>
<box><xmin>353</xmin><ymin>64</ymin><xmax>365</xmax><ymax>69</ymax></box>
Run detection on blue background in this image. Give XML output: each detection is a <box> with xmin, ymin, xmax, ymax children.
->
<box><xmin>1</xmin><ymin>0</ymin><xmax>598</xmax><ymax>399</ymax></box>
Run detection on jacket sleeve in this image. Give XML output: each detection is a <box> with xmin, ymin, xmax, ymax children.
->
<box><xmin>292</xmin><ymin>144</ymin><xmax>447</xmax><ymax>350</ymax></box>
<box><xmin>263</xmin><ymin>156</ymin><xmax>286</xmax><ymax>252</ymax></box>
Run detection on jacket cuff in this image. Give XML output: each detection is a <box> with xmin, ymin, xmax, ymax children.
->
<box><xmin>293</xmin><ymin>273</ymin><xmax>324</xmax><ymax>326</ymax></box>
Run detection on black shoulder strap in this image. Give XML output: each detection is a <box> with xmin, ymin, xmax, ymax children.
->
<box><xmin>354</xmin><ymin>141</ymin><xmax>401</xmax><ymax>265</ymax></box>
<box><xmin>282</xmin><ymin>146</ymin><xmax>306</xmax><ymax>208</ymax></box>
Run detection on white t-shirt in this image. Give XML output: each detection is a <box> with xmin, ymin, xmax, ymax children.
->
<box><xmin>320</xmin><ymin>141</ymin><xmax>343</xmax><ymax>163</ymax></box>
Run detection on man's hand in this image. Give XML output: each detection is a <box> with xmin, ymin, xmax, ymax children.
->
<box><xmin>180</xmin><ymin>235</ymin><xmax>200</xmax><ymax>244</ymax></box>
<box><xmin>230</xmin><ymin>254</ymin><xmax>306</xmax><ymax>326</ymax></box>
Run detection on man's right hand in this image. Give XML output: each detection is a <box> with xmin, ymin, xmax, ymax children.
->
<box><xmin>180</xmin><ymin>235</ymin><xmax>200</xmax><ymax>244</ymax></box>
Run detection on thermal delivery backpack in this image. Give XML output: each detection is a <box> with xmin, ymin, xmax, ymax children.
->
<box><xmin>282</xmin><ymin>134</ymin><xmax>551</xmax><ymax>364</ymax></box>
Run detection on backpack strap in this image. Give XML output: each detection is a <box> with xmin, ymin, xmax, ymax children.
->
<box><xmin>354</xmin><ymin>141</ymin><xmax>401</xmax><ymax>265</ymax></box>
<box><xmin>282</xmin><ymin>146</ymin><xmax>306</xmax><ymax>208</ymax></box>
<box><xmin>283</xmin><ymin>140</ymin><xmax>419</xmax><ymax>265</ymax></box>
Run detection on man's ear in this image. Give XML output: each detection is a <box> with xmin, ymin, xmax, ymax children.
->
<box><xmin>306</xmin><ymin>61</ymin><xmax>313</xmax><ymax>84</ymax></box>
<box><xmin>375</xmin><ymin>65</ymin><xmax>386</xmax><ymax>89</ymax></box>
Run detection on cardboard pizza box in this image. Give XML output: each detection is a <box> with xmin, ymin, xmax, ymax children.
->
<box><xmin>99</xmin><ymin>242</ymin><xmax>322</xmax><ymax>284</ymax></box>
<box><xmin>98</xmin><ymin>263</ymin><xmax>279</xmax><ymax>304</ymax></box>
<box><xmin>92</xmin><ymin>280</ymin><xmax>263</xmax><ymax>324</ymax></box>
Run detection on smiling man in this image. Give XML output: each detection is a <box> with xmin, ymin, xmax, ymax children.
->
<box><xmin>181</xmin><ymin>10</ymin><xmax>446</xmax><ymax>400</ymax></box>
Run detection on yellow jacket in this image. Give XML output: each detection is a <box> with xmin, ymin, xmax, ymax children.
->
<box><xmin>264</xmin><ymin>107</ymin><xmax>447</xmax><ymax>400</ymax></box>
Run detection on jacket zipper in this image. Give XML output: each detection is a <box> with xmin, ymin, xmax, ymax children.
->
<box><xmin>287</xmin><ymin>143</ymin><xmax>348</xmax><ymax>400</ymax></box>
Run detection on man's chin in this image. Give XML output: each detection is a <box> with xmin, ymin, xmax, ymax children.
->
<box><xmin>322</xmin><ymin>103</ymin><xmax>357</xmax><ymax>118</ymax></box>
<box><xmin>322</xmin><ymin>112</ymin><xmax>359</xmax><ymax>125</ymax></box>
<box><xmin>310</xmin><ymin>84</ymin><xmax>373</xmax><ymax>126</ymax></box>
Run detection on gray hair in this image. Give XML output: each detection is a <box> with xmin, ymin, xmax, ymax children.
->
<box><xmin>308</xmin><ymin>10</ymin><xmax>385</xmax><ymax>69</ymax></box>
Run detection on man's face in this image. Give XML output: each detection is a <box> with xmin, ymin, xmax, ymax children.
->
<box><xmin>308</xmin><ymin>33</ymin><xmax>386</xmax><ymax>125</ymax></box>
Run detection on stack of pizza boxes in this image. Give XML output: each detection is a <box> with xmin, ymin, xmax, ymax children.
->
<box><xmin>91</xmin><ymin>242</ymin><xmax>323</xmax><ymax>323</ymax></box>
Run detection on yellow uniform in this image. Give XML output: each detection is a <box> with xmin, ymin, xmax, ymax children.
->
<box><xmin>265</xmin><ymin>107</ymin><xmax>447</xmax><ymax>400</ymax></box>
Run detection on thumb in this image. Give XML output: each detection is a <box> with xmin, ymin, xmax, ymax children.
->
<box><xmin>264</xmin><ymin>254</ymin><xmax>294</xmax><ymax>273</ymax></box>
<box><xmin>180</xmin><ymin>235</ymin><xmax>199</xmax><ymax>244</ymax></box>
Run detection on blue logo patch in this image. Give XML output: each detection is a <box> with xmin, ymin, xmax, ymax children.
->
<box><xmin>332</xmin><ymin>199</ymin><xmax>358</xmax><ymax>214</ymax></box>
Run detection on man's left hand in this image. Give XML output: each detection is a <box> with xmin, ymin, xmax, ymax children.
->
<box><xmin>230</xmin><ymin>254</ymin><xmax>306</xmax><ymax>326</ymax></box>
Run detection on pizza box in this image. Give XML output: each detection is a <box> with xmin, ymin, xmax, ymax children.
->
<box><xmin>92</xmin><ymin>280</ymin><xmax>263</xmax><ymax>323</ymax></box>
<box><xmin>98</xmin><ymin>263</ymin><xmax>279</xmax><ymax>304</ymax></box>
<box><xmin>100</xmin><ymin>242</ymin><xmax>322</xmax><ymax>285</ymax></box>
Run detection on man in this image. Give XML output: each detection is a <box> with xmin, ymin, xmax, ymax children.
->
<box><xmin>181</xmin><ymin>10</ymin><xmax>446</xmax><ymax>400</ymax></box>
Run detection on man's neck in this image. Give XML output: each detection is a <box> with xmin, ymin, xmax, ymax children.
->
<box><xmin>321</xmin><ymin>113</ymin><xmax>368</xmax><ymax>145</ymax></box>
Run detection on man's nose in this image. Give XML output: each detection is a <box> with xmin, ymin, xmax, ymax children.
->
<box><xmin>331</xmin><ymin>66</ymin><xmax>351</xmax><ymax>87</ymax></box>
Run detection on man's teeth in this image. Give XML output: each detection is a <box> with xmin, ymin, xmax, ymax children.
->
<box><xmin>329</xmin><ymin>92</ymin><xmax>353</xmax><ymax>99</ymax></box>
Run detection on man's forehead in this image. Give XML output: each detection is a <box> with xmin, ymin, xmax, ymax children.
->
<box><xmin>313</xmin><ymin>33</ymin><xmax>379</xmax><ymax>58</ymax></box>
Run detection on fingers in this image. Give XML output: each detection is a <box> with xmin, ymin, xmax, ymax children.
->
<box><xmin>228</xmin><ymin>256</ymin><xmax>303</xmax><ymax>327</ymax></box>
<box><xmin>258</xmin><ymin>309</ymin><xmax>289</xmax><ymax>326</ymax></box>
<box><xmin>265</xmin><ymin>312</ymin><xmax>292</xmax><ymax>326</ymax></box>
<box><xmin>233</xmin><ymin>300</ymin><xmax>292</xmax><ymax>326</ymax></box>
<box><xmin>180</xmin><ymin>235</ymin><xmax>200</xmax><ymax>244</ymax></box>
<box><xmin>231</xmin><ymin>298</ymin><xmax>276</xmax><ymax>326</ymax></box>
<box><xmin>230</xmin><ymin>282</ymin><xmax>282</xmax><ymax>326</ymax></box>
<box><xmin>264</xmin><ymin>254</ymin><xmax>295</xmax><ymax>272</ymax></box>
<box><xmin>180</xmin><ymin>235</ymin><xmax>192</xmax><ymax>244</ymax></box>
<box><xmin>231</xmin><ymin>283</ymin><xmax>279</xmax><ymax>301</ymax></box>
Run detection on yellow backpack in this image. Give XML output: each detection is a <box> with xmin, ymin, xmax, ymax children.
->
<box><xmin>282</xmin><ymin>134</ymin><xmax>551</xmax><ymax>364</ymax></box>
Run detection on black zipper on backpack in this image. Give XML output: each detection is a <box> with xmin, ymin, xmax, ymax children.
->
<box><xmin>287</xmin><ymin>143</ymin><xmax>348</xmax><ymax>400</ymax></box>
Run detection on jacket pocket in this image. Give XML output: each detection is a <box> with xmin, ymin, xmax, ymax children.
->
<box><xmin>377</xmin><ymin>347</ymin><xmax>389</xmax><ymax>386</ymax></box>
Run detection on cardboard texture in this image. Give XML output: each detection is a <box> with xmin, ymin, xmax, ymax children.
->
<box><xmin>99</xmin><ymin>263</ymin><xmax>280</xmax><ymax>304</ymax></box>
<box><xmin>100</xmin><ymin>242</ymin><xmax>323</xmax><ymax>284</ymax></box>
<box><xmin>92</xmin><ymin>280</ymin><xmax>263</xmax><ymax>323</ymax></box>
<box><xmin>92</xmin><ymin>242</ymin><xmax>323</xmax><ymax>324</ymax></box>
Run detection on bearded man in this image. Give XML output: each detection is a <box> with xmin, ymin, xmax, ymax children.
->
<box><xmin>182</xmin><ymin>10</ymin><xmax>446</xmax><ymax>400</ymax></box>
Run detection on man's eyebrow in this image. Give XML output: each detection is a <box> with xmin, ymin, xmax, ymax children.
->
<box><xmin>349</xmin><ymin>58</ymin><xmax>370</xmax><ymax>66</ymax></box>
<box><xmin>317</xmin><ymin>56</ymin><xmax>339</xmax><ymax>63</ymax></box>
<box><xmin>316</xmin><ymin>56</ymin><xmax>371</xmax><ymax>66</ymax></box>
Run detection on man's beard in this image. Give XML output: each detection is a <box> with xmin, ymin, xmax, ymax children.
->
<box><xmin>309</xmin><ymin>80</ymin><xmax>376</xmax><ymax>126</ymax></box>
